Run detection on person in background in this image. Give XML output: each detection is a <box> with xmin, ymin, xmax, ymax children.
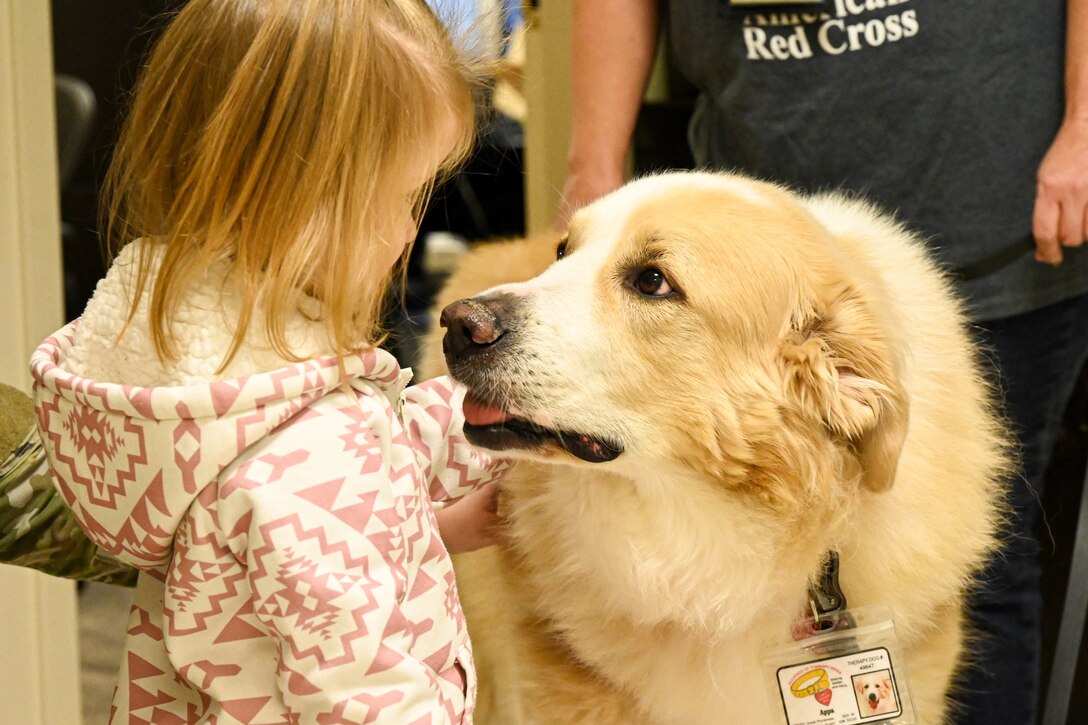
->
<box><xmin>31</xmin><ymin>1</ymin><xmax>507</xmax><ymax>722</ymax></box>
<box><xmin>559</xmin><ymin>2</ymin><xmax>1088</xmax><ymax>723</ymax></box>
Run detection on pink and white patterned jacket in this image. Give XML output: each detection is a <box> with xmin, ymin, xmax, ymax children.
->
<box><xmin>30</xmin><ymin>246</ymin><xmax>505</xmax><ymax>724</ymax></box>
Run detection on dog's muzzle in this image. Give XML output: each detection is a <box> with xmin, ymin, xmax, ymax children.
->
<box><xmin>439</xmin><ymin>293</ymin><xmax>625</xmax><ymax>464</ymax></box>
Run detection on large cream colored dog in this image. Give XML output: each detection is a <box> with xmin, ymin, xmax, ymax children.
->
<box><xmin>422</xmin><ymin>172</ymin><xmax>1006</xmax><ymax>724</ymax></box>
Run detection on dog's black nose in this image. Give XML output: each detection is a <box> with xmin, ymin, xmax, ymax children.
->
<box><xmin>869</xmin><ymin>693</ymin><xmax>877</xmax><ymax>703</ymax></box>
<box><xmin>441</xmin><ymin>298</ymin><xmax>507</xmax><ymax>361</ymax></box>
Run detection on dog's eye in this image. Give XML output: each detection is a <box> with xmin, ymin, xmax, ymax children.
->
<box><xmin>633</xmin><ymin>268</ymin><xmax>675</xmax><ymax>298</ymax></box>
<box><xmin>556</xmin><ymin>240</ymin><xmax>568</xmax><ymax>260</ymax></box>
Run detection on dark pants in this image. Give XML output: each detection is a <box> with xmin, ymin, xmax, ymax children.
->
<box><xmin>955</xmin><ymin>291</ymin><xmax>1088</xmax><ymax>725</ymax></box>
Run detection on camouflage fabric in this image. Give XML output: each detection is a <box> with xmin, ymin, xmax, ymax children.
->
<box><xmin>0</xmin><ymin>383</ymin><xmax>136</xmax><ymax>586</ymax></box>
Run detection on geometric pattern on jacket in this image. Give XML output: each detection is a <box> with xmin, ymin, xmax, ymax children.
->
<box><xmin>33</xmin><ymin>324</ymin><xmax>507</xmax><ymax>724</ymax></box>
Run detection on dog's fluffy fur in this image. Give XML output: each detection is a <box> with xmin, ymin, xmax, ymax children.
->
<box><xmin>422</xmin><ymin>172</ymin><xmax>1007</xmax><ymax>724</ymax></box>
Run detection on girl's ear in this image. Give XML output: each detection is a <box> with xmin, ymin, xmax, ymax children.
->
<box><xmin>780</xmin><ymin>283</ymin><xmax>909</xmax><ymax>492</ymax></box>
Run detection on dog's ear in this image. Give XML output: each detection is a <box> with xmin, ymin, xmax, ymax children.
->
<box><xmin>781</xmin><ymin>282</ymin><xmax>908</xmax><ymax>492</ymax></box>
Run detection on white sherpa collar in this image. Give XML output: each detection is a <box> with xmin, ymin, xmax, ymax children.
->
<box><xmin>65</xmin><ymin>240</ymin><xmax>340</xmax><ymax>387</ymax></box>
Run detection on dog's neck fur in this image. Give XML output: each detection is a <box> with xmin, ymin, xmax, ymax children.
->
<box><xmin>503</xmin><ymin>460</ymin><xmax>827</xmax><ymax>634</ymax></box>
<box><xmin>501</xmin><ymin>461</ymin><xmax>835</xmax><ymax>722</ymax></box>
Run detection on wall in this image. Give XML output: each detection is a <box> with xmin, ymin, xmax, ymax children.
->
<box><xmin>0</xmin><ymin>0</ymin><xmax>82</xmax><ymax>721</ymax></box>
<box><xmin>522</xmin><ymin>1</ymin><xmax>572</xmax><ymax>234</ymax></box>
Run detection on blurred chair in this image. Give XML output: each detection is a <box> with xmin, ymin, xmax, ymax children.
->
<box><xmin>54</xmin><ymin>74</ymin><xmax>96</xmax><ymax>192</ymax></box>
<box><xmin>55</xmin><ymin>75</ymin><xmax>97</xmax><ymax>321</ymax></box>
<box><xmin>1042</xmin><ymin>469</ymin><xmax>1088</xmax><ymax>724</ymax></box>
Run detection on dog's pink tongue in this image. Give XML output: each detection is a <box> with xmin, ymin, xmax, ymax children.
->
<box><xmin>463</xmin><ymin>394</ymin><xmax>512</xmax><ymax>426</ymax></box>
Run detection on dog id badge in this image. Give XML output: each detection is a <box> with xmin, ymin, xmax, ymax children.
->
<box><xmin>764</xmin><ymin>605</ymin><xmax>916</xmax><ymax>724</ymax></box>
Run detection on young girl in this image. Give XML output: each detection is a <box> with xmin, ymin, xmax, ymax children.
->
<box><xmin>31</xmin><ymin>1</ymin><xmax>507</xmax><ymax>722</ymax></box>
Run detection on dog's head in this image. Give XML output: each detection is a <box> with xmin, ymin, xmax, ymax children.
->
<box><xmin>442</xmin><ymin>172</ymin><xmax>909</xmax><ymax>507</ymax></box>
<box><xmin>854</xmin><ymin>673</ymin><xmax>894</xmax><ymax>709</ymax></box>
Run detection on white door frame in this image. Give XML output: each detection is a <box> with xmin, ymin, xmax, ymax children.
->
<box><xmin>523</xmin><ymin>1</ymin><xmax>573</xmax><ymax>234</ymax></box>
<box><xmin>0</xmin><ymin>0</ymin><xmax>82</xmax><ymax>722</ymax></box>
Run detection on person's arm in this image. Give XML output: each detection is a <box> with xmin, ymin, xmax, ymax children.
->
<box><xmin>1033</xmin><ymin>0</ymin><xmax>1088</xmax><ymax>264</ymax></box>
<box><xmin>558</xmin><ymin>0</ymin><xmax>661</xmax><ymax>226</ymax></box>
<box><xmin>401</xmin><ymin>378</ymin><xmax>509</xmax><ymax>553</ymax></box>
<box><xmin>401</xmin><ymin>376</ymin><xmax>509</xmax><ymax>504</ymax></box>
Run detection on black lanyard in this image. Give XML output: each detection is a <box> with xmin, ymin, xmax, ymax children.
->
<box><xmin>946</xmin><ymin>235</ymin><xmax>1036</xmax><ymax>283</ymax></box>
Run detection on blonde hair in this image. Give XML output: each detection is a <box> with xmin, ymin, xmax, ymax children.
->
<box><xmin>103</xmin><ymin>0</ymin><xmax>482</xmax><ymax>366</ymax></box>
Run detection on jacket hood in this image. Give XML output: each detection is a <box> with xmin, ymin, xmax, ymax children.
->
<box><xmin>32</xmin><ymin>327</ymin><xmax>410</xmax><ymax>573</ymax></box>
<box><xmin>31</xmin><ymin>239</ymin><xmax>412</xmax><ymax>571</ymax></box>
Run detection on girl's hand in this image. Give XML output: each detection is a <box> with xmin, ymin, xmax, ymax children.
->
<box><xmin>434</xmin><ymin>483</ymin><xmax>505</xmax><ymax>555</ymax></box>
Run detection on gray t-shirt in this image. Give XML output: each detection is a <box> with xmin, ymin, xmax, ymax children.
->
<box><xmin>668</xmin><ymin>0</ymin><xmax>1088</xmax><ymax>320</ymax></box>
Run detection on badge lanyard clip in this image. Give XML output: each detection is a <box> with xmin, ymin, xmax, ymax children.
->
<box><xmin>799</xmin><ymin>551</ymin><xmax>857</xmax><ymax>654</ymax></box>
